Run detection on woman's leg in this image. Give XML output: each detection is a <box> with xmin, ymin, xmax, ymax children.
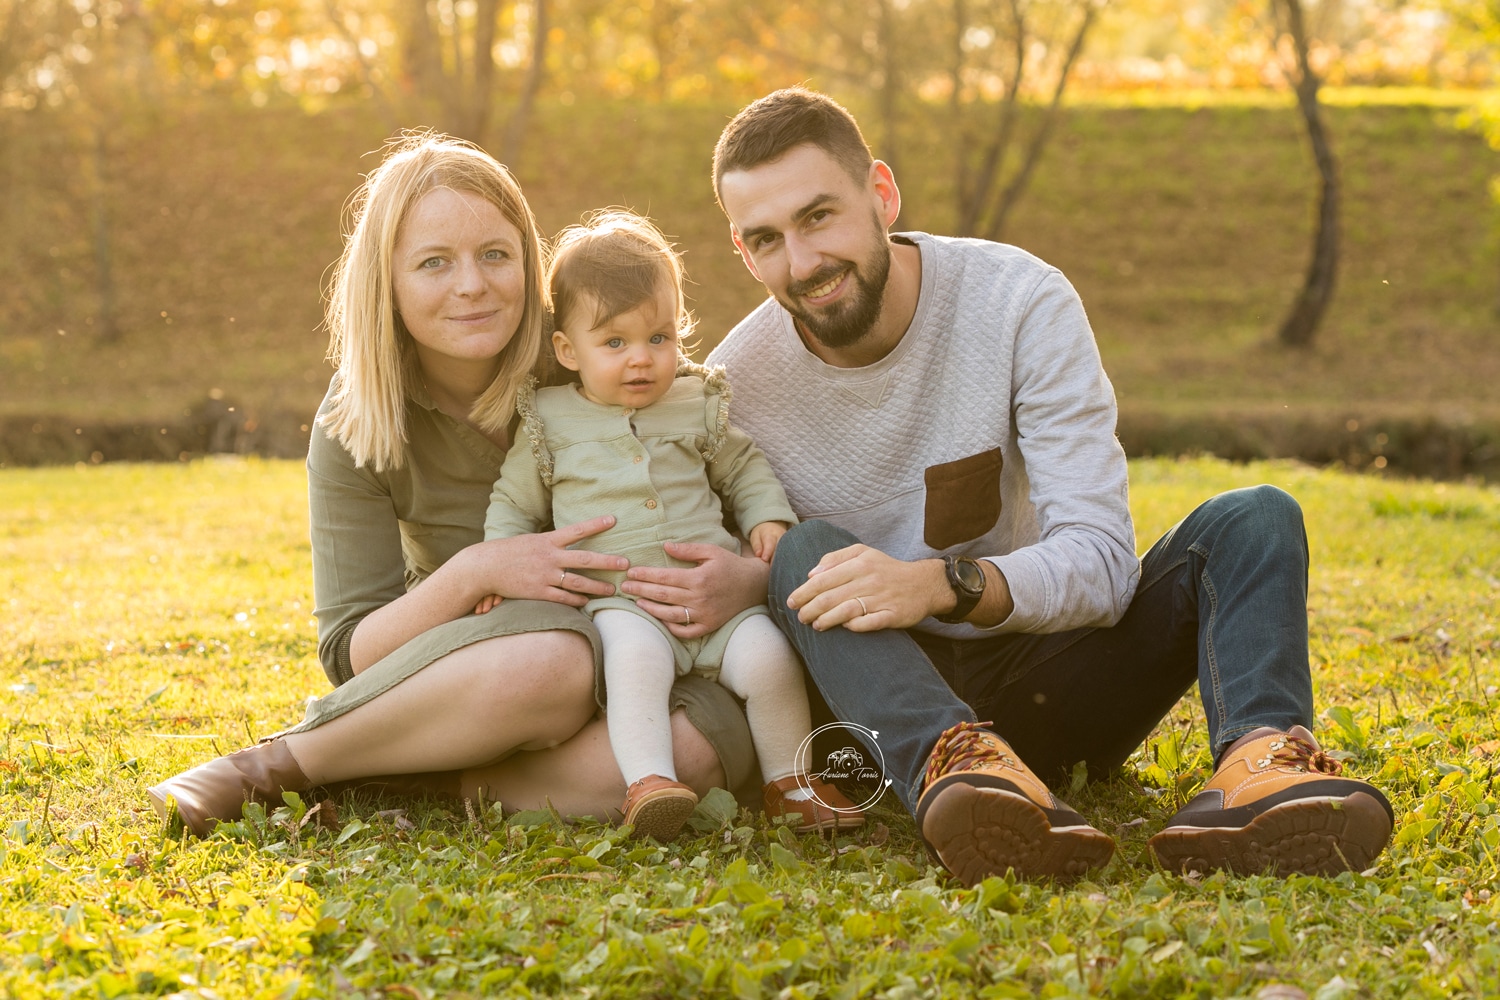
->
<box><xmin>283</xmin><ymin>629</ymin><xmax>597</xmax><ymax>784</ymax></box>
<box><xmin>462</xmin><ymin>710</ymin><xmax>727</xmax><ymax>820</ymax></box>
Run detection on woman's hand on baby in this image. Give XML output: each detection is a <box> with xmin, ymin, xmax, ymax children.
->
<box><xmin>748</xmin><ymin>521</ymin><xmax>789</xmax><ymax>562</ymax></box>
<box><xmin>621</xmin><ymin>540</ymin><xmax>770</xmax><ymax>639</ymax></box>
<box><xmin>468</xmin><ymin>515</ymin><xmax>626</xmax><ymax>608</ymax></box>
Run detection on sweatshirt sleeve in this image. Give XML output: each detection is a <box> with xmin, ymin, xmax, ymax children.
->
<box><xmin>984</xmin><ymin>269</ymin><xmax>1139</xmax><ymax>633</ymax></box>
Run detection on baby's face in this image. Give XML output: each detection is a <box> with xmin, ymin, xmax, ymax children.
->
<box><xmin>554</xmin><ymin>284</ymin><xmax>681</xmax><ymax>409</ymax></box>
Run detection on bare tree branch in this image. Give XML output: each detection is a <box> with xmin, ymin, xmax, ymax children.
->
<box><xmin>984</xmin><ymin>0</ymin><xmax>1096</xmax><ymax>240</ymax></box>
<box><xmin>322</xmin><ymin>0</ymin><xmax>400</xmax><ymax>132</ymax></box>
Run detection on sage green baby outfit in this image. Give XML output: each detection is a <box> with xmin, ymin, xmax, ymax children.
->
<box><xmin>484</xmin><ymin>364</ymin><xmax>797</xmax><ymax>690</ymax></box>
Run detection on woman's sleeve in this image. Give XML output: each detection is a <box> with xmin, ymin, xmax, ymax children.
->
<box><xmin>307</xmin><ymin>421</ymin><xmax>406</xmax><ymax>686</ymax></box>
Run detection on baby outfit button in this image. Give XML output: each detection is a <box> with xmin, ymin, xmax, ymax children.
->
<box><xmin>645</xmin><ymin>499</ymin><xmax>657</xmax><ymax>509</ymax></box>
<box><xmin>633</xmin><ymin>455</ymin><xmax>643</xmax><ymax>463</ymax></box>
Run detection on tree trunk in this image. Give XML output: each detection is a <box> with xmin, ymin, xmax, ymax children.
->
<box><xmin>495</xmin><ymin>0</ymin><xmax>548</xmax><ymax>167</ymax></box>
<box><xmin>1275</xmin><ymin>0</ymin><xmax>1339</xmax><ymax>349</ymax></box>
<box><xmin>91</xmin><ymin>124</ymin><xmax>120</xmax><ymax>343</ymax></box>
<box><xmin>457</xmin><ymin>0</ymin><xmax>500</xmax><ymax>146</ymax></box>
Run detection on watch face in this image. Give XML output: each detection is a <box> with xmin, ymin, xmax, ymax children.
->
<box><xmin>954</xmin><ymin>558</ymin><xmax>985</xmax><ymax>594</ymax></box>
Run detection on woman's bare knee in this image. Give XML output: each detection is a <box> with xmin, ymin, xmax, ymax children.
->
<box><xmin>671</xmin><ymin>709</ymin><xmax>727</xmax><ymax>795</ymax></box>
<box><xmin>462</xmin><ymin>631</ymin><xmax>595</xmax><ymax>741</ymax></box>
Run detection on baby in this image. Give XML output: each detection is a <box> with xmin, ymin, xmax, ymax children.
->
<box><xmin>480</xmin><ymin>211</ymin><xmax>862</xmax><ymax>840</ymax></box>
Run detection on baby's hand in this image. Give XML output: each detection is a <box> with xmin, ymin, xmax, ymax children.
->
<box><xmin>475</xmin><ymin>594</ymin><xmax>503</xmax><ymax>615</ymax></box>
<box><xmin>749</xmin><ymin>521</ymin><xmax>790</xmax><ymax>562</ymax></box>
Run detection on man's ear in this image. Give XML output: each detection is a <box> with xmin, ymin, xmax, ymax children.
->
<box><xmin>869</xmin><ymin>159</ymin><xmax>902</xmax><ymax>230</ymax></box>
<box><xmin>730</xmin><ymin>225</ymin><xmax>762</xmax><ymax>282</ymax></box>
<box><xmin>553</xmin><ymin>330</ymin><xmax>581</xmax><ymax>371</ymax></box>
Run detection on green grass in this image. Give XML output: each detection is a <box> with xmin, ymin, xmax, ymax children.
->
<box><xmin>3</xmin><ymin>457</ymin><xmax>1499</xmax><ymax>997</ymax></box>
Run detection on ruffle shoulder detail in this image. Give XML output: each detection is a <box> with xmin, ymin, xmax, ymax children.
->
<box><xmin>676</xmin><ymin>359</ymin><xmax>732</xmax><ymax>462</ymax></box>
<box><xmin>513</xmin><ymin>377</ymin><xmax>555</xmax><ymax>487</ymax></box>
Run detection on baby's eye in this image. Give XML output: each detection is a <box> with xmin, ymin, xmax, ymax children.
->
<box><xmin>605</xmin><ymin>337</ymin><xmax>625</xmax><ymax>349</ymax></box>
<box><xmin>649</xmin><ymin>333</ymin><xmax>670</xmax><ymax>345</ymax></box>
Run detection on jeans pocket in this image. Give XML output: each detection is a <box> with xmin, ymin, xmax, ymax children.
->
<box><xmin>923</xmin><ymin>448</ymin><xmax>1003</xmax><ymax>549</ymax></box>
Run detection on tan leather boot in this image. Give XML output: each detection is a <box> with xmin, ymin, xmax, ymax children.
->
<box><xmin>914</xmin><ymin>721</ymin><xmax>1115</xmax><ymax>885</ymax></box>
<box><xmin>148</xmin><ymin>739</ymin><xmax>310</xmax><ymax>837</ymax></box>
<box><xmin>1149</xmin><ymin>725</ymin><xmax>1394</xmax><ymax>876</ymax></box>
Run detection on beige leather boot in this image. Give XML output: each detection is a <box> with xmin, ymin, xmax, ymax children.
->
<box><xmin>148</xmin><ymin>739</ymin><xmax>310</xmax><ymax>837</ymax></box>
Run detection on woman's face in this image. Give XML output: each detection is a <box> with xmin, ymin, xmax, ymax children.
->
<box><xmin>392</xmin><ymin>186</ymin><xmax>527</xmax><ymax>373</ymax></box>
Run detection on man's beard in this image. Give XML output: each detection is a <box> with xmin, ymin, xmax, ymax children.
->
<box><xmin>780</xmin><ymin>229</ymin><xmax>892</xmax><ymax>351</ymax></box>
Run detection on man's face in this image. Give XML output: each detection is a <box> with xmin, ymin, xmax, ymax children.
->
<box><xmin>720</xmin><ymin>144</ymin><xmax>896</xmax><ymax>351</ymax></box>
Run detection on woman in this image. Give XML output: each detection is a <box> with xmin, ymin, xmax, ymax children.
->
<box><xmin>148</xmin><ymin>134</ymin><xmax>767</xmax><ymax>836</ymax></box>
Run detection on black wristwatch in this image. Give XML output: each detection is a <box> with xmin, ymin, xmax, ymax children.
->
<box><xmin>935</xmin><ymin>555</ymin><xmax>987</xmax><ymax>624</ymax></box>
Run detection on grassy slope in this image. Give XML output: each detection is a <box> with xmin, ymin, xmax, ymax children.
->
<box><xmin>0</xmin><ymin>95</ymin><xmax>1496</xmax><ymax>435</ymax></box>
<box><xmin>2</xmin><ymin>458</ymin><xmax>1497</xmax><ymax>997</ymax></box>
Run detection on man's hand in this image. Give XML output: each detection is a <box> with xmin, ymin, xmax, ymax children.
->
<box><xmin>786</xmin><ymin>544</ymin><xmax>1015</xmax><ymax>631</ymax></box>
<box><xmin>620</xmin><ymin>541</ymin><xmax>770</xmax><ymax>639</ymax></box>
<box><xmin>786</xmin><ymin>544</ymin><xmax>950</xmax><ymax>631</ymax></box>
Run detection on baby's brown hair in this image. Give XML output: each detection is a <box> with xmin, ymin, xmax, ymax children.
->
<box><xmin>549</xmin><ymin>210</ymin><xmax>693</xmax><ymax>343</ymax></box>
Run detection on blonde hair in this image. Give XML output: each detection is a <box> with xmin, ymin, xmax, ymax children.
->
<box><xmin>549</xmin><ymin>209</ymin><xmax>694</xmax><ymax>346</ymax></box>
<box><xmin>321</xmin><ymin>132</ymin><xmax>548</xmax><ymax>471</ymax></box>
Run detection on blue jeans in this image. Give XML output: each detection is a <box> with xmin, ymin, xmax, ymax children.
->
<box><xmin>767</xmin><ymin>485</ymin><xmax>1314</xmax><ymax>815</ymax></box>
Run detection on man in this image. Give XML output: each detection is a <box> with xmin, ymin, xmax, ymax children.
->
<box><xmin>700</xmin><ymin>87</ymin><xmax>1393</xmax><ymax>885</ymax></box>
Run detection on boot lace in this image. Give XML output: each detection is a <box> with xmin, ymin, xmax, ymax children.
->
<box><xmin>1263</xmin><ymin>734</ymin><xmax>1343</xmax><ymax>775</ymax></box>
<box><xmin>921</xmin><ymin>720</ymin><xmax>1015</xmax><ymax>793</ymax></box>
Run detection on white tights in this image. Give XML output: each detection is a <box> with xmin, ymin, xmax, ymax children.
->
<box><xmin>595</xmin><ymin>610</ymin><xmax>810</xmax><ymax>788</ymax></box>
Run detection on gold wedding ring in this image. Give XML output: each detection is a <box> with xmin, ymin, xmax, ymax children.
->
<box><xmin>855</xmin><ymin>596</ymin><xmax>869</xmax><ymax>616</ymax></box>
<box><xmin>684</xmin><ymin>607</ymin><xmax>693</xmax><ymax>626</ymax></box>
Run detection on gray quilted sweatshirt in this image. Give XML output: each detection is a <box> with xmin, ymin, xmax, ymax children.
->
<box><xmin>708</xmin><ymin>232</ymin><xmax>1139</xmax><ymax>638</ymax></box>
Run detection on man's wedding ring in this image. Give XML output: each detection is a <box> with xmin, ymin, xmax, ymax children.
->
<box><xmin>855</xmin><ymin>596</ymin><xmax>869</xmax><ymax>616</ymax></box>
<box><xmin>683</xmin><ymin>607</ymin><xmax>693</xmax><ymax>626</ymax></box>
<box><xmin>558</xmin><ymin>570</ymin><xmax>567</xmax><ymax>586</ymax></box>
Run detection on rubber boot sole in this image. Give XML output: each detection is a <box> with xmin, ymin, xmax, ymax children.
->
<box><xmin>1149</xmin><ymin>791</ymin><xmax>1393</xmax><ymax>876</ymax></box>
<box><xmin>921</xmin><ymin>783</ymin><xmax>1115</xmax><ymax>885</ymax></box>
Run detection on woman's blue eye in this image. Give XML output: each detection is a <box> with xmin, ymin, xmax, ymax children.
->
<box><xmin>482</xmin><ymin>248</ymin><xmax>505</xmax><ymax>260</ymax></box>
<box><xmin>421</xmin><ymin>257</ymin><xmax>444</xmax><ymax>269</ymax></box>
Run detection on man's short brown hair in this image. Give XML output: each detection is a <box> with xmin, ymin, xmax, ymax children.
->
<box><xmin>712</xmin><ymin>88</ymin><xmax>874</xmax><ymax>208</ymax></box>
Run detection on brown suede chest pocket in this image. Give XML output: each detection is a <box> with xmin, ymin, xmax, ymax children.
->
<box><xmin>924</xmin><ymin>448</ymin><xmax>1003</xmax><ymax>550</ymax></box>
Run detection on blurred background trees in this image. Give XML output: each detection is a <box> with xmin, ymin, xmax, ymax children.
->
<box><xmin>0</xmin><ymin>0</ymin><xmax>1496</xmax><ymax>459</ymax></box>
